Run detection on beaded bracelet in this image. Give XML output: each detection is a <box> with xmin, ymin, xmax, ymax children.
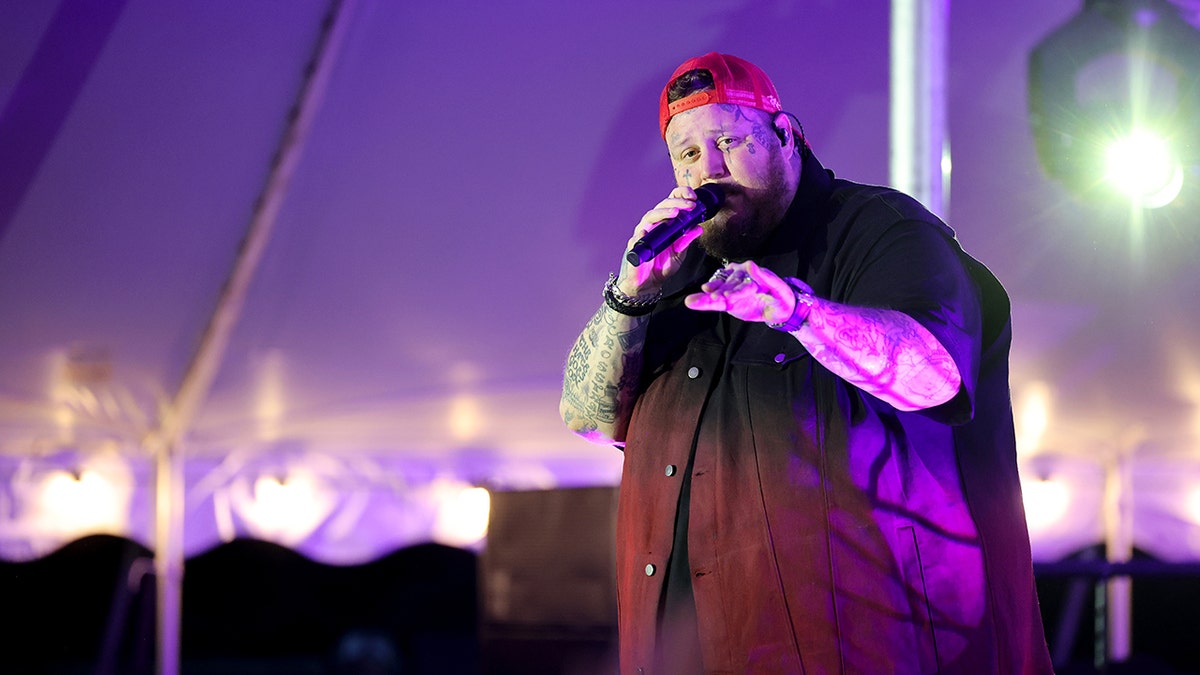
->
<box><xmin>603</xmin><ymin>273</ymin><xmax>661</xmax><ymax>317</ymax></box>
<box><xmin>767</xmin><ymin>277</ymin><xmax>816</xmax><ymax>332</ymax></box>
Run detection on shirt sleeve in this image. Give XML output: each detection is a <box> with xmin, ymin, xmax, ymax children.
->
<box><xmin>839</xmin><ymin>218</ymin><xmax>982</xmax><ymax>425</ymax></box>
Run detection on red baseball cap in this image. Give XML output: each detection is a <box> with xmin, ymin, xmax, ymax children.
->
<box><xmin>658</xmin><ymin>52</ymin><xmax>783</xmax><ymax>137</ymax></box>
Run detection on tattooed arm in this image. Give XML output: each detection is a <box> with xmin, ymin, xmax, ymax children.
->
<box><xmin>559</xmin><ymin>303</ymin><xmax>651</xmax><ymax>445</ymax></box>
<box><xmin>560</xmin><ymin>187</ymin><xmax>709</xmax><ymax>445</ymax></box>
<box><xmin>792</xmin><ymin>299</ymin><xmax>961</xmax><ymax>411</ymax></box>
<box><xmin>686</xmin><ymin>260</ymin><xmax>961</xmax><ymax>412</ymax></box>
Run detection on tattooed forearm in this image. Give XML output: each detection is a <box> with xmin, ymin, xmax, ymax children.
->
<box><xmin>796</xmin><ymin>299</ymin><xmax>961</xmax><ymax>411</ymax></box>
<box><xmin>560</xmin><ymin>304</ymin><xmax>652</xmax><ymax>443</ymax></box>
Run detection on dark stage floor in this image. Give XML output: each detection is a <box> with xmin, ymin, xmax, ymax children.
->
<box><xmin>2</xmin><ymin>535</ymin><xmax>1198</xmax><ymax>674</ymax></box>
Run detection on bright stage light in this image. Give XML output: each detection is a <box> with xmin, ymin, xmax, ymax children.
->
<box><xmin>253</xmin><ymin>474</ymin><xmax>320</xmax><ymax>526</ymax></box>
<box><xmin>41</xmin><ymin>471</ymin><xmax>113</xmax><ymax>523</ymax></box>
<box><xmin>36</xmin><ymin>466</ymin><xmax>128</xmax><ymax>536</ymax></box>
<box><xmin>1185</xmin><ymin>485</ymin><xmax>1200</xmax><ymax>525</ymax></box>
<box><xmin>1029</xmin><ymin>0</ymin><xmax>1199</xmax><ymax>206</ymax></box>
<box><xmin>431</xmin><ymin>481</ymin><xmax>490</xmax><ymax>548</ymax></box>
<box><xmin>1022</xmin><ymin>476</ymin><xmax>1071</xmax><ymax>531</ymax></box>
<box><xmin>1015</xmin><ymin>381</ymin><xmax>1052</xmax><ymax>457</ymax></box>
<box><xmin>1104</xmin><ymin>130</ymin><xmax>1185</xmax><ymax>208</ymax></box>
<box><xmin>233</xmin><ymin>468</ymin><xmax>338</xmax><ymax>546</ymax></box>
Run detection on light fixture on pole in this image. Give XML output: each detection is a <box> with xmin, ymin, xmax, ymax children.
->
<box><xmin>1029</xmin><ymin>0</ymin><xmax>1200</xmax><ymax>209</ymax></box>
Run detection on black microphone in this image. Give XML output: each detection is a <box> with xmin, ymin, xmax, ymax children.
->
<box><xmin>625</xmin><ymin>184</ymin><xmax>725</xmax><ymax>266</ymax></box>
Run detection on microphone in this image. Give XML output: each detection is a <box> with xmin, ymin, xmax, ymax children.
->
<box><xmin>625</xmin><ymin>184</ymin><xmax>725</xmax><ymax>266</ymax></box>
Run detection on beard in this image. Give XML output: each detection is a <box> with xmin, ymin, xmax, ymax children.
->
<box><xmin>695</xmin><ymin>161</ymin><xmax>793</xmax><ymax>261</ymax></box>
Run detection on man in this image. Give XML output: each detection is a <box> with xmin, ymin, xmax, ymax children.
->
<box><xmin>560</xmin><ymin>53</ymin><xmax>1053</xmax><ymax>674</ymax></box>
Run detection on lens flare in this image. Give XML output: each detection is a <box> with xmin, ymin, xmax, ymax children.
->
<box><xmin>1104</xmin><ymin>130</ymin><xmax>1185</xmax><ymax>208</ymax></box>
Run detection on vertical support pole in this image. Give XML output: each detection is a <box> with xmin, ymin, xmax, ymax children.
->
<box><xmin>890</xmin><ymin>0</ymin><xmax>950</xmax><ymax>218</ymax></box>
<box><xmin>154</xmin><ymin>439</ymin><xmax>185</xmax><ymax>675</ymax></box>
<box><xmin>147</xmin><ymin>2</ymin><xmax>358</xmax><ymax>672</ymax></box>
<box><xmin>1094</xmin><ymin>579</ymin><xmax>1107</xmax><ymax>671</ymax></box>
<box><xmin>1104</xmin><ymin>450</ymin><xmax>1134</xmax><ymax>663</ymax></box>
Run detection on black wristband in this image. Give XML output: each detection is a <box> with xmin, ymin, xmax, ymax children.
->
<box><xmin>603</xmin><ymin>273</ymin><xmax>660</xmax><ymax>316</ymax></box>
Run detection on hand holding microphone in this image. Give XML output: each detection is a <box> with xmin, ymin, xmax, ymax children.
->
<box><xmin>625</xmin><ymin>184</ymin><xmax>725</xmax><ymax>266</ymax></box>
<box><xmin>611</xmin><ymin>184</ymin><xmax>725</xmax><ymax>304</ymax></box>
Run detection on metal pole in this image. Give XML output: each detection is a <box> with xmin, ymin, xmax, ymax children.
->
<box><xmin>1103</xmin><ymin>448</ymin><xmax>1134</xmax><ymax>664</ymax></box>
<box><xmin>890</xmin><ymin>0</ymin><xmax>950</xmax><ymax>218</ymax></box>
<box><xmin>152</xmin><ymin>435</ymin><xmax>184</xmax><ymax>675</ymax></box>
<box><xmin>148</xmin><ymin>2</ymin><xmax>357</xmax><ymax>672</ymax></box>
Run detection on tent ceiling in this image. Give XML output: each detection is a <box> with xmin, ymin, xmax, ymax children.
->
<box><xmin>2</xmin><ymin>1</ymin><xmax>1200</xmax><ymax>559</ymax></box>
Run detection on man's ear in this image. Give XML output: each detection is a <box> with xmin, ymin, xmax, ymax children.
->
<box><xmin>772</xmin><ymin>112</ymin><xmax>791</xmax><ymax>148</ymax></box>
<box><xmin>773</xmin><ymin>111</ymin><xmax>808</xmax><ymax>158</ymax></box>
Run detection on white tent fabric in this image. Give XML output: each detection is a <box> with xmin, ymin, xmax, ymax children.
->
<box><xmin>3</xmin><ymin>0</ymin><xmax>1200</xmax><ymax>565</ymax></box>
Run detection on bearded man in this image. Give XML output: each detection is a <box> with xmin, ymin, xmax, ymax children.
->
<box><xmin>560</xmin><ymin>52</ymin><xmax>1053</xmax><ymax>675</ymax></box>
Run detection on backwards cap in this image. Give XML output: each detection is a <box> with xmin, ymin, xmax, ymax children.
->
<box><xmin>659</xmin><ymin>52</ymin><xmax>783</xmax><ymax>137</ymax></box>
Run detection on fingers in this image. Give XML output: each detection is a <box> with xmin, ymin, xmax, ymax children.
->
<box><xmin>684</xmin><ymin>261</ymin><xmax>791</xmax><ymax>322</ymax></box>
<box><xmin>617</xmin><ymin>188</ymin><xmax>704</xmax><ymax>290</ymax></box>
<box><xmin>685</xmin><ymin>265</ymin><xmax>755</xmax><ymax>312</ymax></box>
<box><xmin>668</xmin><ymin>222</ymin><xmax>704</xmax><ymax>253</ymax></box>
<box><xmin>630</xmin><ymin>192</ymin><xmax>700</xmax><ymax>241</ymax></box>
<box><xmin>700</xmin><ymin>261</ymin><xmax>770</xmax><ymax>292</ymax></box>
<box><xmin>702</xmin><ymin>266</ymin><xmax>754</xmax><ymax>292</ymax></box>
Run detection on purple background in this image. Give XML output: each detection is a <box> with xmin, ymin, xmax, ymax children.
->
<box><xmin>2</xmin><ymin>1</ymin><xmax>1200</xmax><ymax>563</ymax></box>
